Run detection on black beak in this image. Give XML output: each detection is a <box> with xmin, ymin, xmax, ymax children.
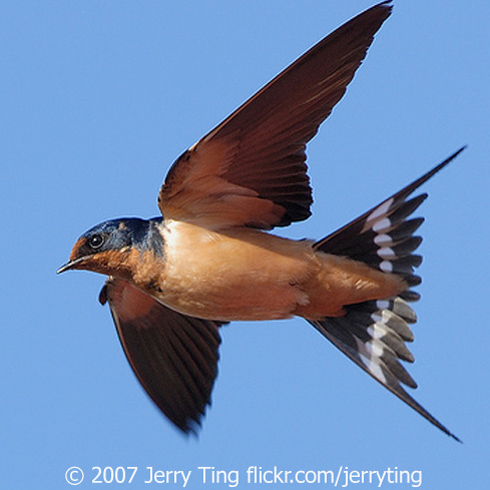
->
<box><xmin>56</xmin><ymin>257</ymin><xmax>86</xmax><ymax>274</ymax></box>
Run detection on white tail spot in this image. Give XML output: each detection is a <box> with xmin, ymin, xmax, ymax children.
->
<box><xmin>376</xmin><ymin>299</ymin><xmax>390</xmax><ymax>310</ymax></box>
<box><xmin>373</xmin><ymin>217</ymin><xmax>392</xmax><ymax>233</ymax></box>
<box><xmin>355</xmin><ymin>338</ymin><xmax>388</xmax><ymax>384</ymax></box>
<box><xmin>374</xmin><ymin>233</ymin><xmax>392</xmax><ymax>245</ymax></box>
<box><xmin>368</xmin><ymin>322</ymin><xmax>389</xmax><ymax>340</ymax></box>
<box><xmin>377</xmin><ymin>246</ymin><xmax>395</xmax><ymax>258</ymax></box>
<box><xmin>371</xmin><ymin>310</ymin><xmax>395</xmax><ymax>324</ymax></box>
<box><xmin>367</xmin><ymin>198</ymin><xmax>394</xmax><ymax>221</ymax></box>
<box><xmin>380</xmin><ymin>260</ymin><xmax>393</xmax><ymax>273</ymax></box>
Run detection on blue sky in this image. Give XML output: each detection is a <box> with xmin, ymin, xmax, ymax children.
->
<box><xmin>2</xmin><ymin>1</ymin><xmax>489</xmax><ymax>488</ymax></box>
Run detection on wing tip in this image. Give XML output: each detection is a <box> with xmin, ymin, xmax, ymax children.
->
<box><xmin>449</xmin><ymin>431</ymin><xmax>463</xmax><ymax>444</ymax></box>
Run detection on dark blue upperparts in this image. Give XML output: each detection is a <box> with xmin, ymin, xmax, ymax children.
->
<box><xmin>78</xmin><ymin>217</ymin><xmax>164</xmax><ymax>258</ymax></box>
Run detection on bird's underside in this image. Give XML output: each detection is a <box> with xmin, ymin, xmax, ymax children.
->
<box><xmin>135</xmin><ymin>220</ymin><xmax>406</xmax><ymax>323</ymax></box>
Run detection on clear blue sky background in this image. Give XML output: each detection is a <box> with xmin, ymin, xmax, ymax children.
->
<box><xmin>2</xmin><ymin>1</ymin><xmax>489</xmax><ymax>488</ymax></box>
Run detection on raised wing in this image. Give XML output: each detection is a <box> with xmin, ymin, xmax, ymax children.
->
<box><xmin>99</xmin><ymin>277</ymin><xmax>223</xmax><ymax>434</ymax></box>
<box><xmin>159</xmin><ymin>2</ymin><xmax>392</xmax><ymax>229</ymax></box>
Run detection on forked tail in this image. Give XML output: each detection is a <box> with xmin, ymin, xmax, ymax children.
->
<box><xmin>310</xmin><ymin>147</ymin><xmax>465</xmax><ymax>441</ymax></box>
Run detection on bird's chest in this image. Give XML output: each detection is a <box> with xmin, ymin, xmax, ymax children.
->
<box><xmin>151</xmin><ymin>221</ymin><xmax>313</xmax><ymax>321</ymax></box>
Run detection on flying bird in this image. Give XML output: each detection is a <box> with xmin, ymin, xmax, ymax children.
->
<box><xmin>58</xmin><ymin>1</ymin><xmax>463</xmax><ymax>440</ymax></box>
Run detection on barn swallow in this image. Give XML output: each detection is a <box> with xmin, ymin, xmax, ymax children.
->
<box><xmin>58</xmin><ymin>1</ymin><xmax>463</xmax><ymax>440</ymax></box>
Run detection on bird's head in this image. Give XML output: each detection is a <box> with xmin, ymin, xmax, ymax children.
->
<box><xmin>57</xmin><ymin>217</ymin><xmax>164</xmax><ymax>278</ymax></box>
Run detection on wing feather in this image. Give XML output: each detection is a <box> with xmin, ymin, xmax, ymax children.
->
<box><xmin>159</xmin><ymin>2</ymin><xmax>393</xmax><ymax>229</ymax></box>
<box><xmin>99</xmin><ymin>278</ymin><xmax>223</xmax><ymax>434</ymax></box>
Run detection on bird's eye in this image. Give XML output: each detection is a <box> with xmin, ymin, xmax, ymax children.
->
<box><xmin>88</xmin><ymin>234</ymin><xmax>104</xmax><ymax>250</ymax></box>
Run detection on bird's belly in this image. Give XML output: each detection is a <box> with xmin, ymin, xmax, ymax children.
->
<box><xmin>153</xmin><ymin>222</ymin><xmax>315</xmax><ymax>321</ymax></box>
<box><xmin>162</xmin><ymin>279</ymin><xmax>307</xmax><ymax>322</ymax></box>
<box><xmin>135</xmin><ymin>221</ymin><xmax>405</xmax><ymax>322</ymax></box>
